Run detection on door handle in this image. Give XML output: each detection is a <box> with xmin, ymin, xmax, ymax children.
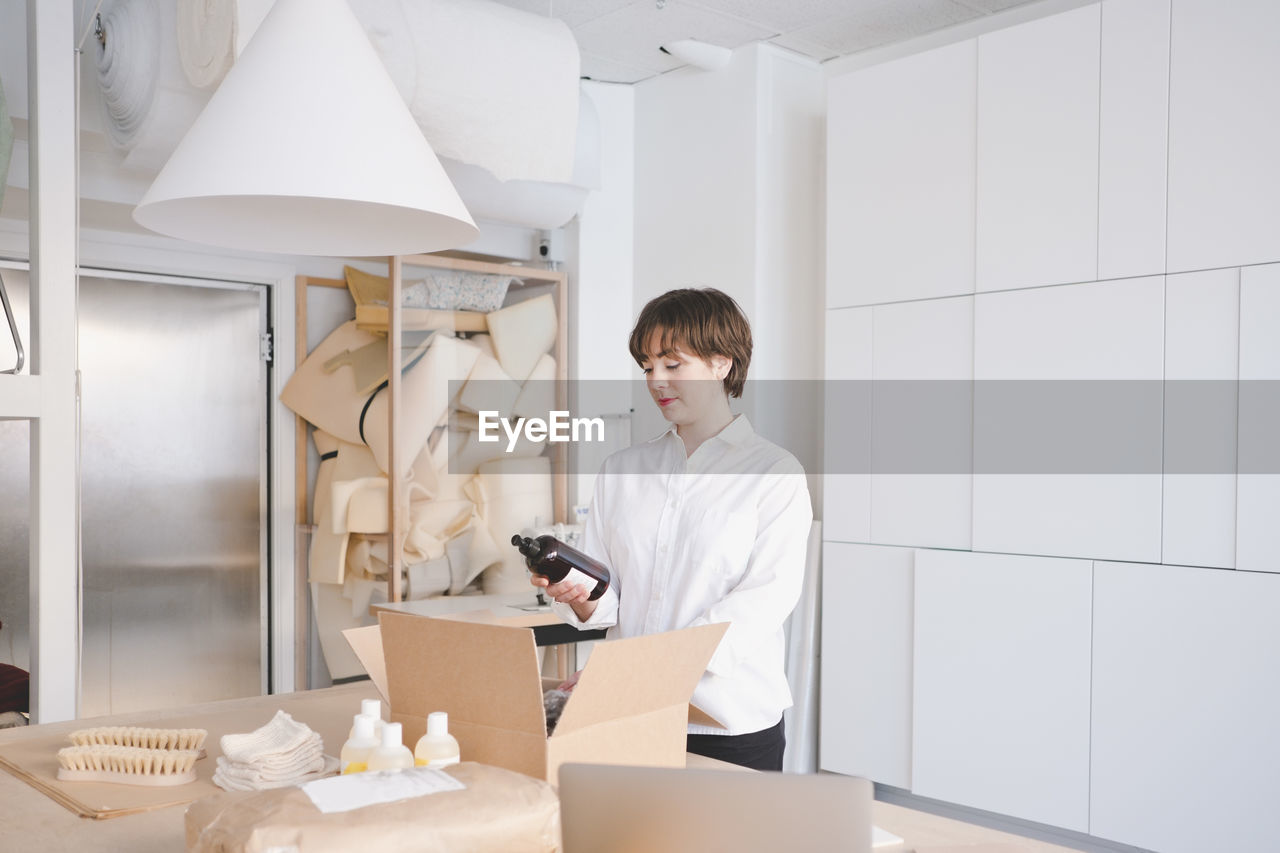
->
<box><xmin>0</xmin><ymin>270</ymin><xmax>24</xmax><ymax>374</ymax></box>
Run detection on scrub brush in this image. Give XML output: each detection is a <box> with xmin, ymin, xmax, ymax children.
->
<box><xmin>56</xmin><ymin>744</ymin><xmax>200</xmax><ymax>786</ymax></box>
<box><xmin>68</xmin><ymin>725</ymin><xmax>208</xmax><ymax>753</ymax></box>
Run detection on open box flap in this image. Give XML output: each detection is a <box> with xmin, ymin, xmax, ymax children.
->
<box><xmin>378</xmin><ymin>611</ymin><xmax>547</xmax><ymax>737</ymax></box>
<box><xmin>341</xmin><ymin>625</ymin><xmax>390</xmax><ymax>704</ymax></box>
<box><xmin>552</xmin><ymin>622</ymin><xmax>728</xmax><ymax>738</ymax></box>
<box><xmin>687</xmin><ymin>704</ymin><xmax>726</xmax><ymax>729</ymax></box>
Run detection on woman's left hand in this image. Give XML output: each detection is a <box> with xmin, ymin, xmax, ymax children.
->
<box><xmin>532</xmin><ymin>573</ymin><xmax>599</xmax><ymax>621</ymax></box>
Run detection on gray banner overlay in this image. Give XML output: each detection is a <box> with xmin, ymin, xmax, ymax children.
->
<box><xmin>444</xmin><ymin>380</ymin><xmax>1280</xmax><ymax>474</ymax></box>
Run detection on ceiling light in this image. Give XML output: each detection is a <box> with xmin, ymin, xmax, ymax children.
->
<box><xmin>133</xmin><ymin>0</ymin><xmax>477</xmax><ymax>256</ymax></box>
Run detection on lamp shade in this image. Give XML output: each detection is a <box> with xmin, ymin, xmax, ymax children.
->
<box><xmin>134</xmin><ymin>0</ymin><xmax>477</xmax><ymax>256</ymax></box>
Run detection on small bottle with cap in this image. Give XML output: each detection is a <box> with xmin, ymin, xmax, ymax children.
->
<box><xmin>364</xmin><ymin>721</ymin><xmax>414</xmax><ymax>772</ymax></box>
<box><xmin>413</xmin><ymin>711</ymin><xmax>461</xmax><ymax>768</ymax></box>
<box><xmin>349</xmin><ymin>698</ymin><xmax>385</xmax><ymax>739</ymax></box>
<box><xmin>340</xmin><ymin>713</ymin><xmax>379</xmax><ymax>774</ymax></box>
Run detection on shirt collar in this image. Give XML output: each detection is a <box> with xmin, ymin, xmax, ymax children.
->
<box><xmin>654</xmin><ymin>414</ymin><xmax>754</xmax><ymax>448</ymax></box>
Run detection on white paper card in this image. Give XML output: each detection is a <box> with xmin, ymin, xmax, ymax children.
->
<box><xmin>302</xmin><ymin>767</ymin><xmax>466</xmax><ymax>814</ymax></box>
<box><xmin>872</xmin><ymin>824</ymin><xmax>905</xmax><ymax>848</ymax></box>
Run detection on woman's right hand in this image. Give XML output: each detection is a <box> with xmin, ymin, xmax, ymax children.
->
<box><xmin>530</xmin><ymin>572</ymin><xmax>599</xmax><ymax>621</ymax></box>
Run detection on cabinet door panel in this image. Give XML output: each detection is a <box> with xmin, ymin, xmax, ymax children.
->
<box><xmin>972</xmin><ymin>278</ymin><xmax>1164</xmax><ymax>562</ymax></box>
<box><xmin>913</xmin><ymin>550</ymin><xmax>1092</xmax><ymax>831</ymax></box>
<box><xmin>827</xmin><ymin>40</ymin><xmax>976</xmax><ymax>308</ymax></box>
<box><xmin>818</xmin><ymin>543</ymin><xmax>913</xmax><ymax>788</ymax></box>
<box><xmin>870</xmin><ymin>298</ymin><xmax>972</xmax><ymax>549</ymax></box>
<box><xmin>824</xmin><ymin>308</ymin><xmax>873</xmax><ymax>543</ymax></box>
<box><xmin>976</xmin><ymin>4</ymin><xmax>1100</xmax><ymax>291</ymax></box>
<box><xmin>1237</xmin><ymin>264</ymin><xmax>1280</xmax><ymax>572</ymax></box>
<box><xmin>1091</xmin><ymin>561</ymin><xmax>1280</xmax><ymax>851</ymax></box>
<box><xmin>1167</xmin><ymin>0</ymin><xmax>1280</xmax><ymax>272</ymax></box>
<box><xmin>1163</xmin><ymin>269</ymin><xmax>1238</xmax><ymax>568</ymax></box>
<box><xmin>1098</xmin><ymin>0</ymin><xmax>1170</xmax><ymax>279</ymax></box>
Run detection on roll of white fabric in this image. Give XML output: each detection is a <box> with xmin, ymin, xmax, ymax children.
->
<box><xmin>96</xmin><ymin>0</ymin><xmax>212</xmax><ymax>172</ymax></box>
<box><xmin>176</xmin><ymin>0</ymin><xmax>275</xmax><ymax>89</ymax></box>
<box><xmin>95</xmin><ymin>0</ymin><xmax>161</xmax><ymax>151</ymax></box>
<box><xmin>176</xmin><ymin>0</ymin><xmax>235</xmax><ymax>89</ymax></box>
<box><xmin>351</xmin><ymin>0</ymin><xmax>580</xmax><ymax>185</ymax></box>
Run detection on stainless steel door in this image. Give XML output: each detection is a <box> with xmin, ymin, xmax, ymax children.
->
<box><xmin>0</xmin><ymin>268</ymin><xmax>32</xmax><ymax>679</ymax></box>
<box><xmin>0</xmin><ymin>267</ymin><xmax>269</xmax><ymax>715</ymax></box>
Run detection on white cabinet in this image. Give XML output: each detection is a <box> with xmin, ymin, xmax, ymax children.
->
<box><xmin>870</xmin><ymin>297</ymin><xmax>972</xmax><ymax>549</ymax></box>
<box><xmin>1163</xmin><ymin>269</ymin><xmax>1238</xmax><ymax>569</ymax></box>
<box><xmin>972</xmin><ymin>277</ymin><xmax>1164</xmax><ymax>562</ymax></box>
<box><xmin>1167</xmin><ymin>0</ymin><xmax>1280</xmax><ymax>273</ymax></box>
<box><xmin>826</xmin><ymin>40</ymin><xmax>976</xmax><ymax>308</ymax></box>
<box><xmin>1237</xmin><ymin>264</ymin><xmax>1280</xmax><ymax>572</ymax></box>
<box><xmin>824</xmin><ymin>307</ymin><xmax>873</xmax><ymax>544</ymax></box>
<box><xmin>912</xmin><ymin>550</ymin><xmax>1092</xmax><ymax>832</ymax></box>
<box><xmin>1098</xmin><ymin>0</ymin><xmax>1169</xmax><ymax>279</ymax></box>
<box><xmin>818</xmin><ymin>543</ymin><xmax>913</xmax><ymax>789</ymax></box>
<box><xmin>1090</xmin><ymin>561</ymin><xmax>1280</xmax><ymax>851</ymax></box>
<box><xmin>975</xmin><ymin>4</ymin><xmax>1100</xmax><ymax>291</ymax></box>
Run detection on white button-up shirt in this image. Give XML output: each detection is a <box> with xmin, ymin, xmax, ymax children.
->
<box><xmin>553</xmin><ymin>415</ymin><xmax>813</xmax><ymax>736</ymax></box>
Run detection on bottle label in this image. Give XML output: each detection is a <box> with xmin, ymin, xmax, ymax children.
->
<box><xmin>563</xmin><ymin>567</ymin><xmax>595</xmax><ymax>592</ymax></box>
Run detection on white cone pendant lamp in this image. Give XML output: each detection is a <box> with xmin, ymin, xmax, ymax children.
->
<box><xmin>134</xmin><ymin>0</ymin><xmax>478</xmax><ymax>256</ymax></box>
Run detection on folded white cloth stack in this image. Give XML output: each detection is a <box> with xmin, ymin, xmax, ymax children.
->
<box><xmin>212</xmin><ymin>710</ymin><xmax>327</xmax><ymax>792</ymax></box>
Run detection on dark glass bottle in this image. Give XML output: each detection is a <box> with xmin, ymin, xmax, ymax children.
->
<box><xmin>511</xmin><ymin>534</ymin><xmax>611</xmax><ymax>601</ymax></box>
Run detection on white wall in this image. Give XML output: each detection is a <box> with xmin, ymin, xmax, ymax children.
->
<box><xmin>751</xmin><ymin>48</ymin><xmax>825</xmax><ymax>506</ymax></box>
<box><xmin>568</xmin><ymin>80</ymin><xmax>636</xmax><ymax>507</ymax></box>
<box><xmin>821</xmin><ymin>1</ymin><xmax>1280</xmax><ymax>850</ymax></box>
<box><xmin>633</xmin><ymin>44</ymin><xmax>824</xmax><ymax>500</ymax></box>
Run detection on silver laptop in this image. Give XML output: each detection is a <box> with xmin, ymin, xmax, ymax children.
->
<box><xmin>558</xmin><ymin>763</ymin><xmax>874</xmax><ymax>853</ymax></box>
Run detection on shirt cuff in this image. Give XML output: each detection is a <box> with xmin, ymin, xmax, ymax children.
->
<box><xmin>550</xmin><ymin>586</ymin><xmax>618</xmax><ymax>630</ymax></box>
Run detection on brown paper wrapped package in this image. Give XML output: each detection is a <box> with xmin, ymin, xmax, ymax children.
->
<box><xmin>184</xmin><ymin>762</ymin><xmax>559</xmax><ymax>853</ymax></box>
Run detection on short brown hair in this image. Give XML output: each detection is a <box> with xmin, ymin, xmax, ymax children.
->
<box><xmin>628</xmin><ymin>288</ymin><xmax>752</xmax><ymax>398</ymax></box>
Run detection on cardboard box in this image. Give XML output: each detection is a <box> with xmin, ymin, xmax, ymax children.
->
<box><xmin>345</xmin><ymin>611</ymin><xmax>726</xmax><ymax>782</ymax></box>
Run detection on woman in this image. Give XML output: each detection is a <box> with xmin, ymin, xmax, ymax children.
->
<box><xmin>532</xmin><ymin>288</ymin><xmax>812</xmax><ymax>771</ymax></box>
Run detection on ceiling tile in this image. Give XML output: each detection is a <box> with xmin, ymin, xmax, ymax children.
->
<box><xmin>486</xmin><ymin>0</ymin><xmax>637</xmax><ymax>29</ymax></box>
<box><xmin>768</xmin><ymin>33</ymin><xmax>840</xmax><ymax>62</ymax></box>
<box><xmin>579</xmin><ymin>51</ymin><xmax>659</xmax><ymax>83</ymax></box>
<box><xmin>556</xmin><ymin>0</ymin><xmax>640</xmax><ymax>28</ymax></box>
<box><xmin>953</xmin><ymin>0</ymin><xmax>1041</xmax><ymax>12</ymax></box>
<box><xmin>786</xmin><ymin>0</ymin><xmax>980</xmax><ymax>55</ymax></box>
<box><xmin>684</xmin><ymin>0</ymin><xmax>874</xmax><ymax>33</ymax></box>
<box><xmin>572</xmin><ymin>0</ymin><xmax>778</xmax><ymax>73</ymax></box>
<box><xmin>486</xmin><ymin>0</ymin><xmax>552</xmax><ymax>16</ymax></box>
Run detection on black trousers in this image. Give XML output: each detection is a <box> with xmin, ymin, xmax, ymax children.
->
<box><xmin>686</xmin><ymin>718</ymin><xmax>785</xmax><ymax>771</ymax></box>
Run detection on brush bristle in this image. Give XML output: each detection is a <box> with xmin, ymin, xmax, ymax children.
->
<box><xmin>57</xmin><ymin>745</ymin><xmax>200</xmax><ymax>776</ymax></box>
<box><xmin>68</xmin><ymin>726</ymin><xmax>207</xmax><ymax>751</ymax></box>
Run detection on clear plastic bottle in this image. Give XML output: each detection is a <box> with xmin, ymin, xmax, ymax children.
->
<box><xmin>340</xmin><ymin>713</ymin><xmax>378</xmax><ymax>774</ymax></box>
<box><xmin>365</xmin><ymin>721</ymin><xmax>414</xmax><ymax>772</ymax></box>
<box><xmin>414</xmin><ymin>711</ymin><xmax>461</xmax><ymax>768</ymax></box>
<box><xmin>348</xmin><ymin>698</ymin><xmax>385</xmax><ymax>739</ymax></box>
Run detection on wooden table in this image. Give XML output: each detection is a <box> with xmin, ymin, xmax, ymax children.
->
<box><xmin>0</xmin><ymin>684</ymin><xmax>1078</xmax><ymax>852</ymax></box>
